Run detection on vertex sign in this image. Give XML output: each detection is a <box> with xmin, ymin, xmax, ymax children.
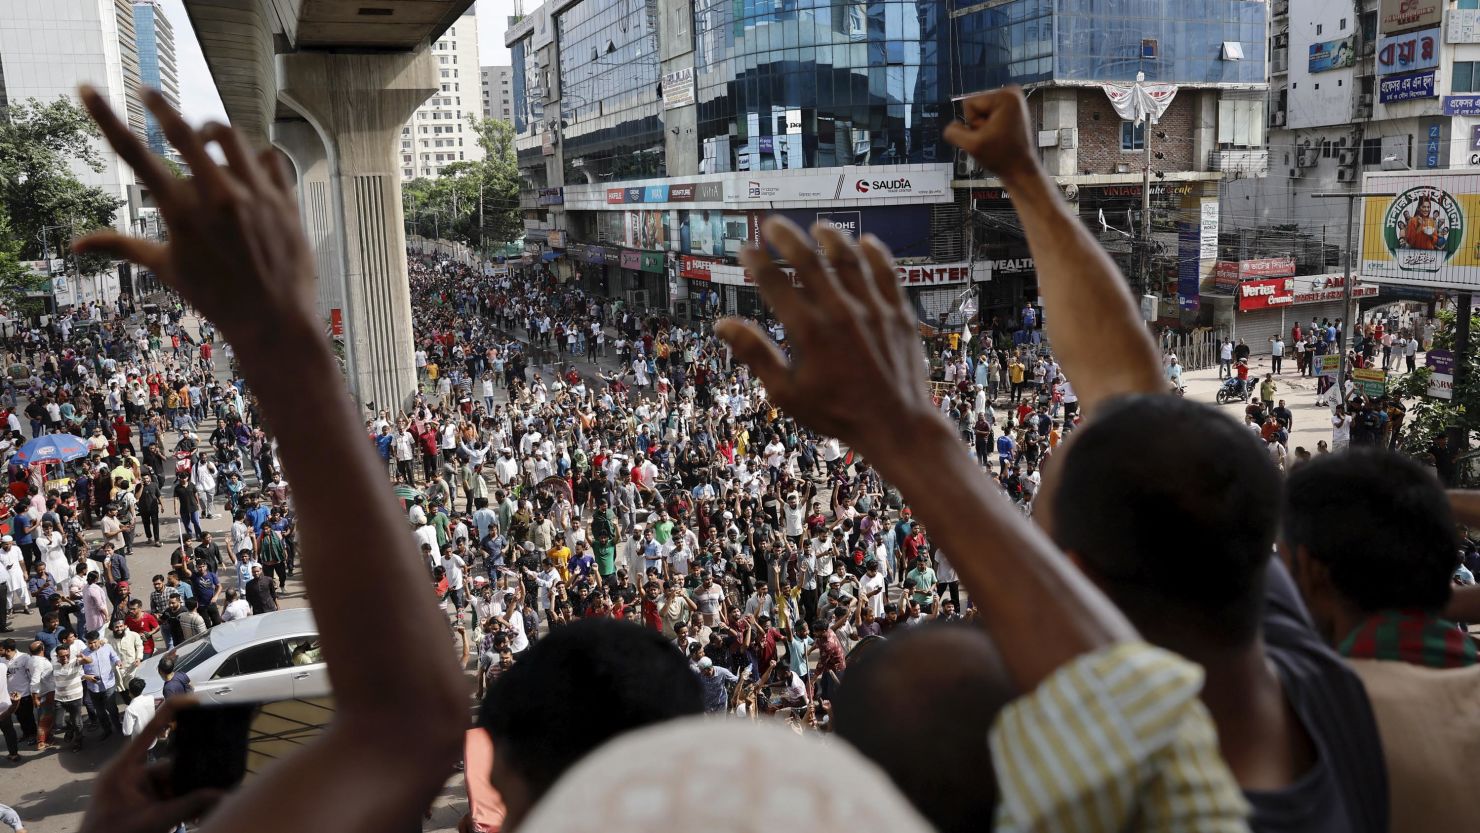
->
<box><xmin>1236</xmin><ymin>277</ymin><xmax>1295</xmax><ymax>311</ymax></box>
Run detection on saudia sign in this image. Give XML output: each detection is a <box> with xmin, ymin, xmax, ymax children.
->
<box><xmin>855</xmin><ymin>178</ymin><xmax>916</xmax><ymax>194</ymax></box>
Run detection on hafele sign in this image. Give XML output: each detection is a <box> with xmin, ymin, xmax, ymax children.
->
<box><xmin>1236</xmin><ymin>277</ymin><xmax>1295</xmax><ymax>311</ymax></box>
<box><xmin>706</xmin><ymin>260</ymin><xmax>989</xmax><ymax>287</ymax></box>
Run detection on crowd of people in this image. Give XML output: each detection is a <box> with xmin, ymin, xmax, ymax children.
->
<box><xmin>1</xmin><ymin>83</ymin><xmax>1477</xmax><ymax>833</ymax></box>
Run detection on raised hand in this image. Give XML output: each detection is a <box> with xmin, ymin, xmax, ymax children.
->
<box><xmin>714</xmin><ymin>218</ymin><xmax>947</xmax><ymax>467</ymax></box>
<box><xmin>943</xmin><ymin>87</ymin><xmax>1041</xmax><ymax>186</ymax></box>
<box><xmin>73</xmin><ymin>87</ymin><xmax>317</xmax><ymax>355</ymax></box>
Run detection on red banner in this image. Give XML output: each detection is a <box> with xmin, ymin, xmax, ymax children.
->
<box><xmin>1214</xmin><ymin>257</ymin><xmax>1297</xmax><ymax>289</ymax></box>
<box><xmin>330</xmin><ymin>308</ymin><xmax>344</xmax><ymax>337</ymax></box>
<box><xmin>679</xmin><ymin>255</ymin><xmax>723</xmax><ymax>281</ymax></box>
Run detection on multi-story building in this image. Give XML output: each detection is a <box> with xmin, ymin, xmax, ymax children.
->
<box><xmin>400</xmin><ymin>7</ymin><xmax>484</xmax><ymax>181</ymax></box>
<box><xmin>132</xmin><ymin>0</ymin><xmax>180</xmax><ymax>163</ymax></box>
<box><xmin>507</xmin><ymin>0</ymin><xmax>1268</xmax><ymax>327</ymax></box>
<box><xmin>0</xmin><ymin>0</ymin><xmax>152</xmax><ymax>237</ymax></box>
<box><xmin>482</xmin><ymin>65</ymin><xmax>513</xmax><ymax>122</ymax></box>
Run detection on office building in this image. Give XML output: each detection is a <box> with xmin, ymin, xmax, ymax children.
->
<box><xmin>132</xmin><ymin>0</ymin><xmax>180</xmax><ymax>162</ymax></box>
<box><xmin>507</xmin><ymin>0</ymin><xmax>1269</xmax><ymax>327</ymax></box>
<box><xmin>482</xmin><ymin>64</ymin><xmax>513</xmax><ymax>122</ymax></box>
<box><xmin>400</xmin><ymin>7</ymin><xmax>484</xmax><ymax>181</ymax></box>
<box><xmin>0</xmin><ymin>0</ymin><xmax>152</xmax><ymax>237</ymax></box>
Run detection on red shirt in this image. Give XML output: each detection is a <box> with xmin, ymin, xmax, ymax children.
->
<box><xmin>641</xmin><ymin>598</ymin><xmax>662</xmax><ymax>631</ymax></box>
<box><xmin>126</xmin><ymin>612</ymin><xmax>161</xmax><ymax>656</ymax></box>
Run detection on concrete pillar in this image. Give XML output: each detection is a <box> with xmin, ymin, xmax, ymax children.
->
<box><xmin>271</xmin><ymin>119</ymin><xmax>346</xmax><ymax>332</ymax></box>
<box><xmin>276</xmin><ymin>51</ymin><xmax>436</xmax><ymax>413</ymax></box>
<box><xmin>1190</xmin><ymin>90</ymin><xmax>1219</xmax><ymax>173</ymax></box>
<box><xmin>1039</xmin><ymin>89</ymin><xmax>1079</xmax><ymax>178</ymax></box>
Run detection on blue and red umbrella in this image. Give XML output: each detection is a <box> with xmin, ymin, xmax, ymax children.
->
<box><xmin>12</xmin><ymin>434</ymin><xmax>91</xmax><ymax>467</ymax></box>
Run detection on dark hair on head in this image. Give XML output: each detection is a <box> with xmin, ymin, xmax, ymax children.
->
<box><xmin>159</xmin><ymin>655</ymin><xmax>176</xmax><ymax>674</ymax></box>
<box><xmin>1283</xmin><ymin>449</ymin><xmax>1457</xmax><ymax>613</ymax></box>
<box><xmin>834</xmin><ymin>624</ymin><xmax>1015</xmax><ymax>833</ymax></box>
<box><xmin>128</xmin><ymin>678</ymin><xmax>147</xmax><ymax>697</ymax></box>
<box><xmin>83</xmin><ymin>631</ymin><xmax>99</xmax><ymax>642</ymax></box>
<box><xmin>478</xmin><ymin>618</ymin><xmax>701</xmax><ymax>803</ymax></box>
<box><xmin>1052</xmin><ymin>395</ymin><xmax>1280</xmax><ymax>649</ymax></box>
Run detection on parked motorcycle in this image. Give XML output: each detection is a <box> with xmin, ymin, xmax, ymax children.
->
<box><xmin>1215</xmin><ymin>376</ymin><xmax>1251</xmax><ymax>405</ymax></box>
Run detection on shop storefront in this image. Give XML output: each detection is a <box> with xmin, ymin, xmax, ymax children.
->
<box><xmin>1226</xmin><ymin>273</ymin><xmax>1378</xmax><ymax>350</ymax></box>
<box><xmin>679</xmin><ymin>254</ymin><xmax>728</xmax><ymax>318</ymax></box>
<box><xmin>971</xmin><ymin>188</ymin><xmax>1039</xmax><ymax>330</ymax></box>
<box><xmin>619</xmin><ymin>248</ymin><xmax>669</xmax><ymax>311</ymax></box>
<box><xmin>706</xmin><ymin>259</ymin><xmax>987</xmax><ymax>322</ymax></box>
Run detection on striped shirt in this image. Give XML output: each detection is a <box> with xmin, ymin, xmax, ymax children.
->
<box><xmin>990</xmin><ymin>641</ymin><xmax>1250</xmax><ymax>832</ymax></box>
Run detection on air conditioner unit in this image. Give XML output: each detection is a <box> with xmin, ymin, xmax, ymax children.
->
<box><xmin>1338</xmin><ymin>148</ymin><xmax>1357</xmax><ymax>165</ymax></box>
<box><xmin>954</xmin><ymin>149</ymin><xmax>982</xmax><ymax>178</ymax></box>
<box><xmin>1359</xmin><ymin>94</ymin><xmax>1373</xmax><ymax>107</ymax></box>
<box><xmin>1297</xmin><ymin>149</ymin><xmax>1318</xmax><ymax>167</ymax></box>
<box><xmin>1355</xmin><ymin>103</ymin><xmax>1373</xmax><ymax>119</ymax></box>
<box><xmin>1336</xmin><ymin>168</ymin><xmax>1355</xmax><ymax>182</ymax></box>
<box><xmin>1271</xmin><ymin>111</ymin><xmax>1286</xmax><ymax>127</ymax></box>
<box><xmin>1289</xmin><ymin>167</ymin><xmax>1303</xmax><ymax>179</ymax></box>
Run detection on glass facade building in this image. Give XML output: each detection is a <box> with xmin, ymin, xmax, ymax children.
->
<box><xmin>133</xmin><ymin>2</ymin><xmax>166</xmax><ymax>156</ymax></box>
<box><xmin>953</xmin><ymin>0</ymin><xmax>1266</xmax><ymax>93</ymax></box>
<box><xmin>556</xmin><ymin>0</ymin><xmax>665</xmax><ymax>184</ymax></box>
<box><xmin>693</xmin><ymin>0</ymin><xmax>949</xmax><ymax>172</ymax></box>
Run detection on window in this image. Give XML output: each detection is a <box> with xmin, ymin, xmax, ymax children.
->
<box><xmin>1361</xmin><ymin>137</ymin><xmax>1382</xmax><ymax>165</ymax></box>
<box><xmin>1340</xmin><ymin>18</ymin><xmax>1347</xmax><ymax>30</ymax></box>
<box><xmin>1455</xmin><ymin>62</ymin><xmax>1480</xmax><ymax>93</ymax></box>
<box><xmin>1217</xmin><ymin>99</ymin><xmax>1265</xmax><ymax>148</ymax></box>
<box><xmin>1316</xmin><ymin>23</ymin><xmax>1322</xmax><ymax>35</ymax></box>
<box><xmin>1120</xmin><ymin>121</ymin><xmax>1145</xmax><ymax>151</ymax></box>
<box><xmin>214</xmin><ymin>641</ymin><xmax>291</xmax><ymax>679</ymax></box>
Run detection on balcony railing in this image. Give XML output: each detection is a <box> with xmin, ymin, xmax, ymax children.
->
<box><xmin>1208</xmin><ymin>149</ymin><xmax>1270</xmax><ymax>177</ymax></box>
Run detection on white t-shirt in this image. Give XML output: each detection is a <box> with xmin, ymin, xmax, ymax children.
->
<box><xmin>223</xmin><ymin>598</ymin><xmax>252</xmax><ymax>621</ymax></box>
<box><xmin>122</xmin><ymin>691</ymin><xmax>158</xmax><ymax>749</ymax></box>
<box><xmin>441</xmin><ymin>554</ymin><xmax>466</xmax><ymax>591</ymax></box>
<box><xmin>1332</xmin><ymin>414</ymin><xmax>1351</xmax><ymax>446</ymax></box>
<box><xmin>860</xmin><ymin>572</ymin><xmax>887</xmax><ymax>617</ymax></box>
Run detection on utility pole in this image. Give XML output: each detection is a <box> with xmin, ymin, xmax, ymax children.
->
<box><xmin>1312</xmin><ymin>190</ymin><xmax>1393</xmax><ymax>400</ymax></box>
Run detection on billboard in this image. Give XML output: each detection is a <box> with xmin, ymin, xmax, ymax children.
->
<box><xmin>1360</xmin><ymin>172</ymin><xmax>1480</xmax><ymax>289</ymax></box>
<box><xmin>1380</xmin><ymin>0</ymin><xmax>1441</xmax><ymax>34</ymax></box>
<box><xmin>1309</xmin><ymin>36</ymin><xmax>1357</xmax><ymax>73</ymax></box>
<box><xmin>1376</xmin><ymin>28</ymin><xmax>1440</xmax><ymax>76</ymax></box>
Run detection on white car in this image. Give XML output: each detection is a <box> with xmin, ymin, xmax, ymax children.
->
<box><xmin>135</xmin><ymin>609</ymin><xmax>328</xmax><ymax>704</ymax></box>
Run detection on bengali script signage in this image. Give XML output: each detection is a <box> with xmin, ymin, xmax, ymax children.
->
<box><xmin>1379</xmin><ymin>70</ymin><xmax>1437</xmax><ymax>103</ymax></box>
<box><xmin>1376</xmin><ymin>28</ymin><xmax>1440</xmax><ymax>76</ymax></box>
<box><xmin>1213</xmin><ymin>257</ymin><xmax>1297</xmax><ymax>289</ymax></box>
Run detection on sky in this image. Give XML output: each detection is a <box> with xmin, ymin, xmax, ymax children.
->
<box><xmin>159</xmin><ymin>0</ymin><xmax>521</xmax><ymax>126</ymax></box>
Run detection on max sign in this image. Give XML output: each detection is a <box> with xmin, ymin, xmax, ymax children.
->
<box><xmin>1237</xmin><ymin>277</ymin><xmax>1295</xmax><ymax>311</ymax></box>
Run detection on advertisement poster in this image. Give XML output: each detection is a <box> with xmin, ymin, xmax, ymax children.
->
<box><xmin>661</xmin><ymin>67</ymin><xmax>695</xmax><ymax>109</ymax></box>
<box><xmin>1352</xmin><ymin>367</ymin><xmax>1388</xmax><ymax>397</ymax></box>
<box><xmin>1309</xmin><ymin>36</ymin><xmax>1357</xmax><ymax>73</ymax></box>
<box><xmin>1177</xmin><ymin>222</ymin><xmax>1200</xmax><ymax>311</ymax></box>
<box><xmin>1425</xmin><ymin>349</ymin><xmax>1455</xmax><ymax>399</ymax></box>
<box><xmin>1379</xmin><ymin>70</ymin><xmax>1437</xmax><ymax>103</ymax></box>
<box><xmin>1376</xmin><ymin>28</ymin><xmax>1440</xmax><ymax>76</ymax></box>
<box><xmin>1359</xmin><ymin>181</ymin><xmax>1480</xmax><ymax>287</ymax></box>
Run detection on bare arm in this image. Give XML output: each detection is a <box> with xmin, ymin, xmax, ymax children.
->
<box><xmin>944</xmin><ymin>89</ymin><xmax>1163</xmax><ymax>417</ymax></box>
<box><xmin>76</xmin><ymin>87</ymin><xmax>464</xmax><ymax>833</ymax></box>
<box><xmin>716</xmin><ymin>217</ymin><xmax>1135</xmax><ymax>691</ymax></box>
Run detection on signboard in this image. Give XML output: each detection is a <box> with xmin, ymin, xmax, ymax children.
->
<box><xmin>1177</xmin><ymin>222</ymin><xmax>1200</xmax><ymax>311</ymax></box>
<box><xmin>644</xmin><ymin>185</ymin><xmax>670</xmax><ymax>203</ymax></box>
<box><xmin>1236</xmin><ymin>277</ymin><xmax>1295</xmax><ymax>311</ymax></box>
<box><xmin>1444</xmin><ymin>96</ymin><xmax>1480</xmax><ymax>117</ymax></box>
<box><xmin>639</xmin><ymin>251</ymin><xmax>665</xmax><ymax>273</ymax></box>
<box><xmin>547</xmin><ymin>229</ymin><xmax>566</xmax><ymax>249</ymax></box>
<box><xmin>1351</xmin><ymin>367</ymin><xmax>1389</xmax><ymax>397</ymax></box>
<box><xmin>815</xmin><ymin>211</ymin><xmax>861</xmax><ymax>237</ymax></box>
<box><xmin>1291</xmin><ymin>274</ymin><xmax>1379</xmax><ymax>304</ymax></box>
<box><xmin>1376</xmin><ymin>28</ymin><xmax>1440</xmax><ymax>76</ymax></box>
<box><xmin>1380</xmin><ymin>0</ymin><xmax>1441</xmax><ymax>34</ymax></box>
<box><xmin>662</xmin><ymin>67</ymin><xmax>695</xmax><ymax>109</ymax></box>
<box><xmin>1451</xmin><ymin>9</ymin><xmax>1480</xmax><ymax>43</ymax></box>
<box><xmin>537</xmin><ymin>187</ymin><xmax>563</xmax><ymax>206</ymax></box>
<box><xmin>329</xmin><ymin>308</ymin><xmax>344</xmax><ymax>338</ymax></box>
<box><xmin>1358</xmin><ymin>174</ymin><xmax>1480</xmax><ymax>288</ymax></box>
<box><xmin>706</xmin><ymin>260</ymin><xmax>986</xmax><ymax>288</ymax></box>
<box><xmin>669</xmin><ymin>184</ymin><xmax>697</xmax><ymax>202</ymax></box>
<box><xmin>679</xmin><ymin>255</ymin><xmax>724</xmax><ymax>280</ymax></box>
<box><xmin>1200</xmin><ymin>200</ymin><xmax>1220</xmax><ymax>261</ymax></box>
<box><xmin>619</xmin><ymin>250</ymin><xmax>641</xmax><ymax>270</ymax></box>
<box><xmin>1427</xmin><ymin>123</ymin><xmax>1442</xmax><ymax>168</ymax></box>
<box><xmin>1318</xmin><ymin>354</ymin><xmax>1342</xmax><ymax>377</ymax></box>
<box><xmin>1425</xmin><ymin>348</ymin><xmax>1455</xmax><ymax>398</ymax></box>
<box><xmin>1213</xmin><ymin>257</ymin><xmax>1297</xmax><ymax>289</ymax></box>
<box><xmin>606</xmin><ymin>188</ymin><xmax>626</xmax><ymax>205</ymax></box>
<box><xmin>1309</xmin><ymin>36</ymin><xmax>1357</xmax><ymax>73</ymax></box>
<box><xmin>740</xmin><ymin>168</ymin><xmax>951</xmax><ymax>202</ymax></box>
<box><xmin>1379</xmin><ymin>70</ymin><xmax>1437</xmax><ymax>103</ymax></box>
<box><xmin>603</xmin><ymin>181</ymin><xmax>723</xmax><ymax>205</ymax></box>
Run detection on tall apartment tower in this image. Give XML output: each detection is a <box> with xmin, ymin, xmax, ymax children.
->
<box><xmin>132</xmin><ymin>0</ymin><xmax>181</xmax><ymax>161</ymax></box>
<box><xmin>400</xmin><ymin>7</ymin><xmax>484</xmax><ymax>181</ymax></box>
<box><xmin>481</xmin><ymin>65</ymin><xmax>513</xmax><ymax>122</ymax></box>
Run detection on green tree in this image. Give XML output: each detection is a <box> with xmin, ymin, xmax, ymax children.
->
<box><xmin>401</xmin><ymin>118</ymin><xmax>522</xmax><ymax>253</ymax></box>
<box><xmin>0</xmin><ymin>97</ymin><xmax>123</xmax><ymax>301</ymax></box>
<box><xmin>1392</xmin><ymin>308</ymin><xmax>1477</xmax><ymax>454</ymax></box>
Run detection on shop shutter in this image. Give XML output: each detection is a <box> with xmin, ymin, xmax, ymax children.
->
<box><xmin>1233</xmin><ymin>308</ymin><xmax>1287</xmax><ymax>356</ymax></box>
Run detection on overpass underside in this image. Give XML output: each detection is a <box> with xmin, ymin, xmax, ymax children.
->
<box><xmin>182</xmin><ymin>0</ymin><xmax>474</xmax><ymax>411</ymax></box>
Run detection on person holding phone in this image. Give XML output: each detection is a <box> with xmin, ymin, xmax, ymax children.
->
<box><xmin>74</xmin><ymin>85</ymin><xmax>466</xmax><ymax>833</ymax></box>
